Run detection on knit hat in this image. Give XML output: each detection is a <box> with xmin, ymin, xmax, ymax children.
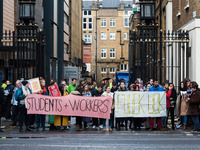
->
<box><xmin>22</xmin><ymin>80</ymin><xmax>29</xmax><ymax>86</ymax></box>
<box><xmin>80</xmin><ymin>78</ymin><xmax>85</xmax><ymax>82</ymax></box>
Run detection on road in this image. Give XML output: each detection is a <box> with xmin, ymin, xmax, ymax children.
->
<box><xmin>1</xmin><ymin>127</ymin><xmax>200</xmax><ymax>150</ymax></box>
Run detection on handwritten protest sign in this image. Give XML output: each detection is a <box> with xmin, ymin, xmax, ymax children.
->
<box><xmin>29</xmin><ymin>78</ymin><xmax>41</xmax><ymax>93</ymax></box>
<box><xmin>115</xmin><ymin>92</ymin><xmax>166</xmax><ymax>118</ymax></box>
<box><xmin>48</xmin><ymin>84</ymin><xmax>60</xmax><ymax>96</ymax></box>
<box><xmin>26</xmin><ymin>94</ymin><xmax>112</xmax><ymax>119</ymax></box>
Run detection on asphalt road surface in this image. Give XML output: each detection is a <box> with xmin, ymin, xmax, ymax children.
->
<box><xmin>1</xmin><ymin>129</ymin><xmax>200</xmax><ymax>150</ymax></box>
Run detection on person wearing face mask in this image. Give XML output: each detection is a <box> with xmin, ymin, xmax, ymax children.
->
<box><xmin>186</xmin><ymin>82</ymin><xmax>200</xmax><ymax>132</ymax></box>
<box><xmin>15</xmin><ymin>80</ymin><xmax>32</xmax><ymax>132</ymax></box>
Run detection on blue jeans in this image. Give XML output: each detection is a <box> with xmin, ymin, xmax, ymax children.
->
<box><xmin>191</xmin><ymin>116</ymin><xmax>200</xmax><ymax>130</ymax></box>
<box><xmin>36</xmin><ymin>115</ymin><xmax>45</xmax><ymax>128</ymax></box>
<box><xmin>182</xmin><ymin>116</ymin><xmax>187</xmax><ymax>125</ymax></box>
<box><xmin>103</xmin><ymin>114</ymin><xmax>113</xmax><ymax>128</ymax></box>
<box><xmin>162</xmin><ymin>117</ymin><xmax>167</xmax><ymax>127</ymax></box>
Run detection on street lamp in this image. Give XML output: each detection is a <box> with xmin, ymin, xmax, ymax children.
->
<box><xmin>19</xmin><ymin>0</ymin><xmax>35</xmax><ymax>25</ymax></box>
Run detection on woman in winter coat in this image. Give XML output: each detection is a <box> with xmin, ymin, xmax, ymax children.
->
<box><xmin>168</xmin><ymin>83</ymin><xmax>177</xmax><ymax>130</ymax></box>
<box><xmin>36</xmin><ymin>79</ymin><xmax>48</xmax><ymax>131</ymax></box>
<box><xmin>54</xmin><ymin>83</ymin><xmax>69</xmax><ymax>130</ymax></box>
<box><xmin>186</xmin><ymin>82</ymin><xmax>200</xmax><ymax>131</ymax></box>
<box><xmin>101</xmin><ymin>85</ymin><xmax>114</xmax><ymax>131</ymax></box>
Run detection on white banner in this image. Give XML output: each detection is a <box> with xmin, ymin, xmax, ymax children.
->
<box><xmin>115</xmin><ymin>92</ymin><xmax>166</xmax><ymax>118</ymax></box>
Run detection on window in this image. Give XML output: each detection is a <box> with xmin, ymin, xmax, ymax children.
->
<box><xmin>83</xmin><ymin>18</ymin><xmax>87</xmax><ymax>29</ymax></box>
<box><xmin>110</xmin><ymin>68</ymin><xmax>115</xmax><ymax>74</ymax></box>
<box><xmin>101</xmin><ymin>68</ymin><xmax>107</xmax><ymax>73</ymax></box>
<box><xmin>84</xmin><ymin>10</ymin><xmax>91</xmax><ymax>16</ymax></box>
<box><xmin>124</xmin><ymin>33</ymin><xmax>127</xmax><ymax>40</ymax></box>
<box><xmin>121</xmin><ymin>64</ymin><xmax>128</xmax><ymax>71</ymax></box>
<box><xmin>101</xmin><ymin>32</ymin><xmax>107</xmax><ymax>40</ymax></box>
<box><xmin>110</xmin><ymin>18</ymin><xmax>116</xmax><ymax>27</ymax></box>
<box><xmin>84</xmin><ymin>35</ymin><xmax>92</xmax><ymax>43</ymax></box>
<box><xmin>124</xmin><ymin>10</ymin><xmax>128</xmax><ymax>16</ymax></box>
<box><xmin>101</xmin><ymin>48</ymin><xmax>107</xmax><ymax>59</ymax></box>
<box><xmin>110</xmin><ymin>33</ymin><xmax>115</xmax><ymax>40</ymax></box>
<box><xmin>88</xmin><ymin>18</ymin><xmax>92</xmax><ymax>29</ymax></box>
<box><xmin>110</xmin><ymin>48</ymin><xmax>115</xmax><ymax>59</ymax></box>
<box><xmin>64</xmin><ymin>43</ymin><xmax>69</xmax><ymax>54</ymax></box>
<box><xmin>101</xmin><ymin>18</ymin><xmax>106</xmax><ymax>27</ymax></box>
<box><xmin>86</xmin><ymin>63</ymin><xmax>91</xmax><ymax>72</ymax></box>
<box><xmin>64</xmin><ymin>13</ymin><xmax>69</xmax><ymax>25</ymax></box>
<box><xmin>124</xmin><ymin>18</ymin><xmax>129</xmax><ymax>27</ymax></box>
<box><xmin>84</xmin><ymin>11</ymin><xmax>87</xmax><ymax>16</ymax></box>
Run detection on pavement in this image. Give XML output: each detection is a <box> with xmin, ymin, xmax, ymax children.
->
<box><xmin>1</xmin><ymin>118</ymin><xmax>200</xmax><ymax>150</ymax></box>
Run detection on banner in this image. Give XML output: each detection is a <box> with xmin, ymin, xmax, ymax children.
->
<box><xmin>29</xmin><ymin>78</ymin><xmax>41</xmax><ymax>93</ymax></box>
<box><xmin>48</xmin><ymin>84</ymin><xmax>61</xmax><ymax>96</ymax></box>
<box><xmin>26</xmin><ymin>94</ymin><xmax>112</xmax><ymax>119</ymax></box>
<box><xmin>115</xmin><ymin>92</ymin><xmax>166</xmax><ymax>118</ymax></box>
<box><xmin>83</xmin><ymin>45</ymin><xmax>92</xmax><ymax>63</ymax></box>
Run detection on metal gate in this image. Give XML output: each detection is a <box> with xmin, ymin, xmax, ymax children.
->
<box><xmin>130</xmin><ymin>26</ymin><xmax>190</xmax><ymax>89</ymax></box>
<box><xmin>0</xmin><ymin>26</ymin><xmax>45</xmax><ymax>83</ymax></box>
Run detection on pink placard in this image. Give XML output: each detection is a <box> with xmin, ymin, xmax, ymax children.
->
<box><xmin>26</xmin><ymin>94</ymin><xmax>112</xmax><ymax>119</ymax></box>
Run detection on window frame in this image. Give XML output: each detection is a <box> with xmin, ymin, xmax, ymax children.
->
<box><xmin>124</xmin><ymin>18</ymin><xmax>129</xmax><ymax>27</ymax></box>
<box><xmin>120</xmin><ymin>64</ymin><xmax>128</xmax><ymax>71</ymax></box>
<box><xmin>101</xmin><ymin>68</ymin><xmax>107</xmax><ymax>74</ymax></box>
<box><xmin>101</xmin><ymin>18</ymin><xmax>107</xmax><ymax>27</ymax></box>
<box><xmin>83</xmin><ymin>17</ymin><xmax>87</xmax><ymax>30</ymax></box>
<box><xmin>84</xmin><ymin>35</ymin><xmax>92</xmax><ymax>43</ymax></box>
<box><xmin>110</xmin><ymin>33</ymin><xmax>116</xmax><ymax>40</ymax></box>
<box><xmin>101</xmin><ymin>48</ymin><xmax>107</xmax><ymax>59</ymax></box>
<box><xmin>110</xmin><ymin>18</ymin><xmax>116</xmax><ymax>27</ymax></box>
<box><xmin>110</xmin><ymin>67</ymin><xmax>115</xmax><ymax>74</ymax></box>
<box><xmin>124</xmin><ymin>33</ymin><xmax>127</xmax><ymax>40</ymax></box>
<box><xmin>110</xmin><ymin>48</ymin><xmax>115</xmax><ymax>59</ymax></box>
<box><xmin>88</xmin><ymin>17</ymin><xmax>93</xmax><ymax>30</ymax></box>
<box><xmin>101</xmin><ymin>32</ymin><xmax>107</xmax><ymax>40</ymax></box>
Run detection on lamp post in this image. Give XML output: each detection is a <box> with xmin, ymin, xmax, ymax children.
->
<box><xmin>16</xmin><ymin>0</ymin><xmax>41</xmax><ymax>80</ymax></box>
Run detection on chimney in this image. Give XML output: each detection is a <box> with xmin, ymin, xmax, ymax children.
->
<box><xmin>97</xmin><ymin>0</ymin><xmax>100</xmax><ymax>8</ymax></box>
<box><xmin>92</xmin><ymin>0</ymin><xmax>95</xmax><ymax>8</ymax></box>
<box><xmin>120</xmin><ymin>0</ymin><xmax>124</xmax><ymax>9</ymax></box>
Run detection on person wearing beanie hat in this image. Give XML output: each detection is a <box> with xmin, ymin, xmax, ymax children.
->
<box><xmin>15</xmin><ymin>80</ymin><xmax>32</xmax><ymax>132</ymax></box>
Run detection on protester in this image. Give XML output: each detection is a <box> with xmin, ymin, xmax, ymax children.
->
<box><xmin>178</xmin><ymin>79</ymin><xmax>191</xmax><ymax>130</ymax></box>
<box><xmin>187</xmin><ymin>82</ymin><xmax>200</xmax><ymax>131</ymax></box>
<box><xmin>168</xmin><ymin>83</ymin><xmax>177</xmax><ymax>130</ymax></box>
<box><xmin>10</xmin><ymin>80</ymin><xmax>21</xmax><ymax>126</ymax></box>
<box><xmin>117</xmin><ymin>81</ymin><xmax>128</xmax><ymax>130</ymax></box>
<box><xmin>0</xmin><ymin>84</ymin><xmax>5</xmax><ymax>132</ymax></box>
<box><xmin>148</xmin><ymin>79</ymin><xmax>164</xmax><ymax>131</ymax></box>
<box><xmin>36</xmin><ymin>79</ymin><xmax>48</xmax><ymax>131</ymax></box>
<box><xmin>54</xmin><ymin>82</ymin><xmax>69</xmax><ymax>130</ymax></box>
<box><xmin>162</xmin><ymin>82</ymin><xmax>172</xmax><ymax>130</ymax></box>
<box><xmin>82</xmin><ymin>84</ymin><xmax>92</xmax><ymax>129</ymax></box>
<box><xmin>67</xmin><ymin>78</ymin><xmax>77</xmax><ymax>94</ymax></box>
<box><xmin>92</xmin><ymin>81</ymin><xmax>97</xmax><ymax>90</ymax></box>
<box><xmin>4</xmin><ymin>80</ymin><xmax>14</xmax><ymax>120</ymax></box>
<box><xmin>48</xmin><ymin>81</ymin><xmax>56</xmax><ymax>131</ymax></box>
<box><xmin>102</xmin><ymin>85</ymin><xmax>114</xmax><ymax>131</ymax></box>
<box><xmin>15</xmin><ymin>80</ymin><xmax>32</xmax><ymax>132</ymax></box>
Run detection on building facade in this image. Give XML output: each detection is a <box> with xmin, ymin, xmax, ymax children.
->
<box><xmin>82</xmin><ymin>0</ymin><xmax>133</xmax><ymax>82</ymax></box>
<box><xmin>172</xmin><ymin>0</ymin><xmax>200</xmax><ymax>85</ymax></box>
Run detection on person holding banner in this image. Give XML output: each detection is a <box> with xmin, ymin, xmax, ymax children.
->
<box><xmin>54</xmin><ymin>83</ymin><xmax>69</xmax><ymax>130</ymax></box>
<box><xmin>102</xmin><ymin>85</ymin><xmax>114</xmax><ymax>131</ymax></box>
<box><xmin>36</xmin><ymin>79</ymin><xmax>48</xmax><ymax>131</ymax></box>
<box><xmin>15</xmin><ymin>80</ymin><xmax>32</xmax><ymax>132</ymax></box>
<box><xmin>82</xmin><ymin>84</ymin><xmax>92</xmax><ymax>129</ymax></box>
<box><xmin>148</xmin><ymin>79</ymin><xmax>164</xmax><ymax>131</ymax></box>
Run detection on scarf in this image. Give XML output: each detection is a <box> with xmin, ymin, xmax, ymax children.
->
<box><xmin>39</xmin><ymin>86</ymin><xmax>47</xmax><ymax>95</ymax></box>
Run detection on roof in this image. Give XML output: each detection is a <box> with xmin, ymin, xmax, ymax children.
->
<box><xmin>82</xmin><ymin>0</ymin><xmax>133</xmax><ymax>10</ymax></box>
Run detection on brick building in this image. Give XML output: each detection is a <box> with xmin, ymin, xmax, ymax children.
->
<box><xmin>172</xmin><ymin>0</ymin><xmax>200</xmax><ymax>85</ymax></box>
<box><xmin>82</xmin><ymin>0</ymin><xmax>133</xmax><ymax>82</ymax></box>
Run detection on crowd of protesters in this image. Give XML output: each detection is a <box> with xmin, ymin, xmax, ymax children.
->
<box><xmin>0</xmin><ymin>77</ymin><xmax>200</xmax><ymax>133</ymax></box>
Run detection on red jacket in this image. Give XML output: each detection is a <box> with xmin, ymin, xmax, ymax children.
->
<box><xmin>166</xmin><ymin>90</ymin><xmax>172</xmax><ymax>108</ymax></box>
